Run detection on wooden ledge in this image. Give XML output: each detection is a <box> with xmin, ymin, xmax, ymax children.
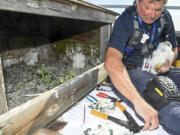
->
<box><xmin>0</xmin><ymin>63</ymin><xmax>108</xmax><ymax>135</ymax></box>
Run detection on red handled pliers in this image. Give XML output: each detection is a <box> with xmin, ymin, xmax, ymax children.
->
<box><xmin>96</xmin><ymin>92</ymin><xmax>123</xmax><ymax>102</ymax></box>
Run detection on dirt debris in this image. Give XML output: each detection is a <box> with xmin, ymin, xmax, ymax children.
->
<box><xmin>3</xmin><ymin>60</ymin><xmax>96</xmax><ymax>110</ymax></box>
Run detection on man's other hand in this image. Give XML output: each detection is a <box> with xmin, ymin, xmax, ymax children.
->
<box><xmin>155</xmin><ymin>60</ymin><xmax>171</xmax><ymax>74</ymax></box>
<box><xmin>134</xmin><ymin>100</ymin><xmax>159</xmax><ymax>131</ymax></box>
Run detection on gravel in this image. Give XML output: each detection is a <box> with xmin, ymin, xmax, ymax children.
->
<box><xmin>3</xmin><ymin>60</ymin><xmax>93</xmax><ymax>110</ymax></box>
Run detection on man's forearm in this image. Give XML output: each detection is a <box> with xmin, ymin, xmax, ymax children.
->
<box><xmin>107</xmin><ymin>63</ymin><xmax>144</xmax><ymax>105</ymax></box>
<box><xmin>104</xmin><ymin>54</ymin><xmax>145</xmax><ymax>105</ymax></box>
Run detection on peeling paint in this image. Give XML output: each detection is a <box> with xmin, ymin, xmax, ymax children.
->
<box><xmin>27</xmin><ymin>2</ymin><xmax>39</xmax><ymax>8</ymax></box>
<box><xmin>54</xmin><ymin>90</ymin><xmax>58</xmax><ymax>99</ymax></box>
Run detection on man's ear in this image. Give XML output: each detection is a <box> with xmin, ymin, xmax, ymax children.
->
<box><xmin>136</xmin><ymin>0</ymin><xmax>139</xmax><ymax>5</ymax></box>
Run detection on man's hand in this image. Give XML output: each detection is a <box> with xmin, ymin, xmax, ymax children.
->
<box><xmin>155</xmin><ymin>60</ymin><xmax>171</xmax><ymax>74</ymax></box>
<box><xmin>134</xmin><ymin>100</ymin><xmax>159</xmax><ymax>131</ymax></box>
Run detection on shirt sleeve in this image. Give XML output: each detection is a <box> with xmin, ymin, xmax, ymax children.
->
<box><xmin>108</xmin><ymin>12</ymin><xmax>134</xmax><ymax>54</ymax></box>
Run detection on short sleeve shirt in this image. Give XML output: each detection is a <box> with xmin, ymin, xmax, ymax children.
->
<box><xmin>108</xmin><ymin>6</ymin><xmax>177</xmax><ymax>67</ymax></box>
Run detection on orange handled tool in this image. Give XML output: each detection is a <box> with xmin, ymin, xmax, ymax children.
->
<box><xmin>115</xmin><ymin>101</ymin><xmax>126</xmax><ymax>112</ymax></box>
<box><xmin>91</xmin><ymin>102</ymin><xmax>143</xmax><ymax>133</ymax></box>
<box><xmin>115</xmin><ymin>101</ymin><xmax>143</xmax><ymax>133</ymax></box>
<box><xmin>91</xmin><ymin>109</ymin><xmax>129</xmax><ymax>128</ymax></box>
<box><xmin>91</xmin><ymin>110</ymin><xmax>108</xmax><ymax>120</ymax></box>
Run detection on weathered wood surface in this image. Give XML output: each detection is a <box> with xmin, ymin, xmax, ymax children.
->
<box><xmin>0</xmin><ymin>0</ymin><xmax>118</xmax><ymax>24</ymax></box>
<box><xmin>33</xmin><ymin>128</ymin><xmax>61</xmax><ymax>135</ymax></box>
<box><xmin>0</xmin><ymin>63</ymin><xmax>108</xmax><ymax>135</ymax></box>
<box><xmin>0</xmin><ymin>54</ymin><xmax>8</xmax><ymax>114</ymax></box>
<box><xmin>100</xmin><ymin>24</ymin><xmax>112</xmax><ymax>62</ymax></box>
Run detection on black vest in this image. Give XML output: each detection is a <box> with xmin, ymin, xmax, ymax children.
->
<box><xmin>123</xmin><ymin>6</ymin><xmax>171</xmax><ymax>62</ymax></box>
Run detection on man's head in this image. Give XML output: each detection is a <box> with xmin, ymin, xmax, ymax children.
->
<box><xmin>136</xmin><ymin>0</ymin><xmax>167</xmax><ymax>24</ymax></box>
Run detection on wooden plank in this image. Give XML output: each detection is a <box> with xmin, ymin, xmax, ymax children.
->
<box><xmin>0</xmin><ymin>54</ymin><xmax>8</xmax><ymax>114</ymax></box>
<box><xmin>33</xmin><ymin>128</ymin><xmax>62</xmax><ymax>135</ymax></box>
<box><xmin>100</xmin><ymin>24</ymin><xmax>112</xmax><ymax>62</ymax></box>
<box><xmin>67</xmin><ymin>0</ymin><xmax>119</xmax><ymax>16</ymax></box>
<box><xmin>0</xmin><ymin>63</ymin><xmax>108</xmax><ymax>135</ymax></box>
<box><xmin>0</xmin><ymin>0</ymin><xmax>118</xmax><ymax>24</ymax></box>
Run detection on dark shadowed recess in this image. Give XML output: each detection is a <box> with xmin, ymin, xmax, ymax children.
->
<box><xmin>0</xmin><ymin>10</ymin><xmax>107</xmax><ymax>51</ymax></box>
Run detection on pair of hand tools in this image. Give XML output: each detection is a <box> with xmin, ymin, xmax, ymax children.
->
<box><xmin>86</xmin><ymin>94</ymin><xmax>98</xmax><ymax>103</ymax></box>
<box><xmin>91</xmin><ymin>101</ymin><xmax>143</xmax><ymax>133</ymax></box>
<box><xmin>96</xmin><ymin>92</ymin><xmax>123</xmax><ymax>102</ymax></box>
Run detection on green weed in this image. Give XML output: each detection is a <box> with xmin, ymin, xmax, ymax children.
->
<box><xmin>17</xmin><ymin>82</ymin><xmax>25</xmax><ymax>90</ymax></box>
<box><xmin>35</xmin><ymin>64</ymin><xmax>77</xmax><ymax>86</ymax></box>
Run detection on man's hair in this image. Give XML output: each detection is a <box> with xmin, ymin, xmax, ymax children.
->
<box><xmin>139</xmin><ymin>0</ymin><xmax>167</xmax><ymax>5</ymax></box>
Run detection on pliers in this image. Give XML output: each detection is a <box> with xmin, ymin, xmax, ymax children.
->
<box><xmin>96</xmin><ymin>92</ymin><xmax>123</xmax><ymax>102</ymax></box>
<box><xmin>86</xmin><ymin>94</ymin><xmax>98</xmax><ymax>103</ymax></box>
<box><xmin>96</xmin><ymin>84</ymin><xmax>113</xmax><ymax>92</ymax></box>
<box><xmin>91</xmin><ymin>101</ymin><xmax>143</xmax><ymax>133</ymax></box>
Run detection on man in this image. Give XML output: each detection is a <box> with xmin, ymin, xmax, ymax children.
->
<box><xmin>104</xmin><ymin>0</ymin><xmax>180</xmax><ymax>134</ymax></box>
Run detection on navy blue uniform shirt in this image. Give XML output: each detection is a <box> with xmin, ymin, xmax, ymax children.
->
<box><xmin>108</xmin><ymin>5</ymin><xmax>177</xmax><ymax>67</ymax></box>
